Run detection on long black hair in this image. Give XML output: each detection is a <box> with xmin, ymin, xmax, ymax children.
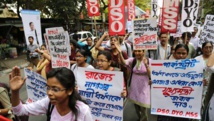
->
<box><xmin>46</xmin><ymin>67</ymin><xmax>85</xmax><ymax>120</ymax></box>
<box><xmin>174</xmin><ymin>44</ymin><xmax>189</xmax><ymax>54</ymax></box>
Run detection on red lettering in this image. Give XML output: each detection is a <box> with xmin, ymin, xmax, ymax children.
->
<box><xmin>48</xmin><ymin>29</ymin><xmax>58</xmax><ymax>34</ymax></box>
<box><xmin>57</xmin><ymin>54</ymin><xmax>67</xmax><ymax>59</ymax></box>
<box><xmin>85</xmin><ymin>71</ymin><xmax>115</xmax><ymax>81</ymax></box>
<box><xmin>157</xmin><ymin>108</ymin><xmax>170</xmax><ymax>114</ymax></box>
<box><xmin>185</xmin><ymin>112</ymin><xmax>198</xmax><ymax>118</ymax></box>
<box><xmin>172</xmin><ymin>110</ymin><xmax>183</xmax><ymax>116</ymax></box>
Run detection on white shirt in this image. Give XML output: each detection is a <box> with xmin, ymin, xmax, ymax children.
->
<box><xmin>190</xmin><ymin>36</ymin><xmax>200</xmax><ymax>50</ymax></box>
<box><xmin>71</xmin><ymin>64</ymin><xmax>94</xmax><ymax>81</ymax></box>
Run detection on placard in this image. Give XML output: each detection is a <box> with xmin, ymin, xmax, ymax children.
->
<box><xmin>77</xmin><ymin>68</ymin><xmax>124</xmax><ymax>121</ymax></box>
<box><xmin>24</xmin><ymin>68</ymin><xmax>47</xmax><ymax>103</ymax></box>
<box><xmin>151</xmin><ymin>59</ymin><xmax>203</xmax><ymax>119</ymax></box>
<box><xmin>132</xmin><ymin>18</ymin><xmax>157</xmax><ymax>50</ymax></box>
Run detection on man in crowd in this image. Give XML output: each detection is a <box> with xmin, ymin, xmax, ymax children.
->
<box><xmin>154</xmin><ymin>33</ymin><xmax>171</xmax><ymax>60</ymax></box>
<box><xmin>27</xmin><ymin>36</ymin><xmax>39</xmax><ymax>68</ymax></box>
<box><xmin>190</xmin><ymin>27</ymin><xmax>200</xmax><ymax>50</ymax></box>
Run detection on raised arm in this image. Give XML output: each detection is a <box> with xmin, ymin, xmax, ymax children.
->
<box><xmin>9</xmin><ymin>67</ymin><xmax>26</xmax><ymax>107</ymax></box>
<box><xmin>115</xmin><ymin>44</ymin><xmax>126</xmax><ymax>65</ymax></box>
<box><xmin>35</xmin><ymin>48</ymin><xmax>51</xmax><ymax>61</ymax></box>
<box><xmin>95</xmin><ymin>32</ymin><xmax>108</xmax><ymax>51</ymax></box>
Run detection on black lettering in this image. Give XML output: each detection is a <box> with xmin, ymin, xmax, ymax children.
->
<box><xmin>184</xmin><ymin>0</ymin><xmax>194</xmax><ymax>8</ymax></box>
<box><xmin>183</xmin><ymin>18</ymin><xmax>193</xmax><ymax>27</ymax></box>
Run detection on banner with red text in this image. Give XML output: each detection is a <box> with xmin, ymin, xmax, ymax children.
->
<box><xmin>87</xmin><ymin>0</ymin><xmax>100</xmax><ymax>17</ymax></box>
<box><xmin>45</xmin><ymin>27</ymin><xmax>70</xmax><ymax>68</ymax></box>
<box><xmin>127</xmin><ymin>0</ymin><xmax>135</xmax><ymax>21</ymax></box>
<box><xmin>150</xmin><ymin>59</ymin><xmax>203</xmax><ymax>119</ymax></box>
<box><xmin>77</xmin><ymin>68</ymin><xmax>123</xmax><ymax>121</ymax></box>
<box><xmin>108</xmin><ymin>0</ymin><xmax>126</xmax><ymax>35</ymax></box>
<box><xmin>181</xmin><ymin>0</ymin><xmax>200</xmax><ymax>32</ymax></box>
<box><xmin>161</xmin><ymin>0</ymin><xmax>179</xmax><ymax>33</ymax></box>
<box><xmin>132</xmin><ymin>18</ymin><xmax>157</xmax><ymax>50</ymax></box>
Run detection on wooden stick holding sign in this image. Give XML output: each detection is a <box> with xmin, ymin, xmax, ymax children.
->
<box><xmin>94</xmin><ymin>16</ymin><xmax>98</xmax><ymax>38</ymax></box>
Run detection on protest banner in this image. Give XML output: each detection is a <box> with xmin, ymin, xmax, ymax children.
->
<box><xmin>132</xmin><ymin>18</ymin><xmax>157</xmax><ymax>50</ymax></box>
<box><xmin>108</xmin><ymin>0</ymin><xmax>126</xmax><ymax>36</ymax></box>
<box><xmin>161</xmin><ymin>0</ymin><xmax>179</xmax><ymax>33</ymax></box>
<box><xmin>87</xmin><ymin>0</ymin><xmax>100</xmax><ymax>17</ymax></box>
<box><xmin>45</xmin><ymin>27</ymin><xmax>71</xmax><ymax>68</ymax></box>
<box><xmin>150</xmin><ymin>59</ymin><xmax>203</xmax><ymax>119</ymax></box>
<box><xmin>127</xmin><ymin>0</ymin><xmax>135</xmax><ymax>21</ymax></box>
<box><xmin>151</xmin><ymin>0</ymin><xmax>158</xmax><ymax>19</ymax></box>
<box><xmin>21</xmin><ymin>10</ymin><xmax>43</xmax><ymax>46</ymax></box>
<box><xmin>199</xmin><ymin>15</ymin><xmax>214</xmax><ymax>47</ymax></box>
<box><xmin>24</xmin><ymin>68</ymin><xmax>47</xmax><ymax>103</ymax></box>
<box><xmin>170</xmin><ymin>21</ymin><xmax>182</xmax><ymax>37</ymax></box>
<box><xmin>77</xmin><ymin>68</ymin><xmax>124</xmax><ymax>121</ymax></box>
<box><xmin>181</xmin><ymin>0</ymin><xmax>200</xmax><ymax>32</ymax></box>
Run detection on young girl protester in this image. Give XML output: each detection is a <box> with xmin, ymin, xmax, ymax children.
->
<box><xmin>70</xmin><ymin>49</ymin><xmax>94</xmax><ymax>81</ymax></box>
<box><xmin>10</xmin><ymin>66</ymin><xmax>93</xmax><ymax>121</ymax></box>
<box><xmin>117</xmin><ymin>45</ymin><xmax>151</xmax><ymax>121</ymax></box>
<box><xmin>96</xmin><ymin>50</ymin><xmax>127</xmax><ymax>97</ymax></box>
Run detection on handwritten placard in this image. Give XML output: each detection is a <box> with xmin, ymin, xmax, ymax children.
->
<box><xmin>24</xmin><ymin>68</ymin><xmax>47</xmax><ymax>103</ymax></box>
<box><xmin>150</xmin><ymin>59</ymin><xmax>203</xmax><ymax>119</ymax></box>
<box><xmin>132</xmin><ymin>18</ymin><xmax>157</xmax><ymax>50</ymax></box>
<box><xmin>45</xmin><ymin>27</ymin><xmax>71</xmax><ymax>68</ymax></box>
<box><xmin>199</xmin><ymin>15</ymin><xmax>214</xmax><ymax>46</ymax></box>
<box><xmin>76</xmin><ymin>68</ymin><xmax>123</xmax><ymax>121</ymax></box>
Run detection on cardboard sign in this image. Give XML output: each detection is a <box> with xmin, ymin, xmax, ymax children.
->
<box><xmin>24</xmin><ymin>68</ymin><xmax>47</xmax><ymax>103</ymax></box>
<box><xmin>77</xmin><ymin>68</ymin><xmax>124</xmax><ymax>121</ymax></box>
<box><xmin>151</xmin><ymin>59</ymin><xmax>203</xmax><ymax>119</ymax></box>
<box><xmin>132</xmin><ymin>18</ymin><xmax>157</xmax><ymax>50</ymax></box>
<box><xmin>199</xmin><ymin>15</ymin><xmax>214</xmax><ymax>46</ymax></box>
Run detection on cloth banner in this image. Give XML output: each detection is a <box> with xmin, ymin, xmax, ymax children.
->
<box><xmin>132</xmin><ymin>18</ymin><xmax>157</xmax><ymax>50</ymax></box>
<box><xmin>21</xmin><ymin>10</ymin><xmax>43</xmax><ymax>46</ymax></box>
<box><xmin>181</xmin><ymin>0</ymin><xmax>200</xmax><ymax>32</ymax></box>
<box><xmin>108</xmin><ymin>0</ymin><xmax>126</xmax><ymax>35</ymax></box>
<box><xmin>150</xmin><ymin>59</ymin><xmax>203</xmax><ymax>119</ymax></box>
<box><xmin>77</xmin><ymin>68</ymin><xmax>124</xmax><ymax>121</ymax></box>
<box><xmin>87</xmin><ymin>0</ymin><xmax>100</xmax><ymax>17</ymax></box>
<box><xmin>127</xmin><ymin>0</ymin><xmax>135</xmax><ymax>21</ymax></box>
<box><xmin>24</xmin><ymin>68</ymin><xmax>47</xmax><ymax>103</ymax></box>
<box><xmin>161</xmin><ymin>0</ymin><xmax>179</xmax><ymax>33</ymax></box>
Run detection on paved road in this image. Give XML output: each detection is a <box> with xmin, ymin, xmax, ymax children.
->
<box><xmin>0</xmin><ymin>68</ymin><xmax>148</xmax><ymax>121</ymax></box>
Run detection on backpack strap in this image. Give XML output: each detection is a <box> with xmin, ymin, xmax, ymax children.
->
<box><xmin>128</xmin><ymin>58</ymin><xmax>137</xmax><ymax>86</ymax></box>
<box><xmin>46</xmin><ymin>102</ymin><xmax>54</xmax><ymax>121</ymax></box>
<box><xmin>124</xmin><ymin>42</ymin><xmax>128</xmax><ymax>55</ymax></box>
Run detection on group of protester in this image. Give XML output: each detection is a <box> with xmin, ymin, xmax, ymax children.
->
<box><xmin>0</xmin><ymin>26</ymin><xmax>214</xmax><ymax>121</ymax></box>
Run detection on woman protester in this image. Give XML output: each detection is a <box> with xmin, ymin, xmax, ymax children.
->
<box><xmin>95</xmin><ymin>32</ymin><xmax>128</xmax><ymax>68</ymax></box>
<box><xmin>35</xmin><ymin>44</ymin><xmax>51</xmax><ymax>79</ymax></box>
<box><xmin>96</xmin><ymin>50</ymin><xmax>127</xmax><ymax>97</ymax></box>
<box><xmin>118</xmin><ymin>46</ymin><xmax>151</xmax><ymax>121</ymax></box>
<box><xmin>70</xmin><ymin>49</ymin><xmax>94</xmax><ymax>79</ymax></box>
<box><xmin>158</xmin><ymin>44</ymin><xmax>191</xmax><ymax>121</ymax></box>
<box><xmin>10</xmin><ymin>67</ymin><xmax>93</xmax><ymax>121</ymax></box>
<box><xmin>69</xmin><ymin>39</ymin><xmax>80</xmax><ymax>65</ymax></box>
<box><xmin>195</xmin><ymin>42</ymin><xmax>213</xmax><ymax>107</ymax></box>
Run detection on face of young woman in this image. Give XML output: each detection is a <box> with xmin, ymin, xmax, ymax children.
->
<box><xmin>75</xmin><ymin>52</ymin><xmax>86</xmax><ymax>66</ymax></box>
<box><xmin>174</xmin><ymin>47</ymin><xmax>188</xmax><ymax>59</ymax></box>
<box><xmin>47</xmin><ymin>77</ymin><xmax>72</xmax><ymax>105</ymax></box>
<box><xmin>96</xmin><ymin>54</ymin><xmax>111</xmax><ymax>70</ymax></box>
<box><xmin>86</xmin><ymin>38</ymin><xmax>92</xmax><ymax>46</ymax></box>
<box><xmin>202</xmin><ymin>43</ymin><xmax>213</xmax><ymax>57</ymax></box>
<box><xmin>134</xmin><ymin>50</ymin><xmax>144</xmax><ymax>59</ymax></box>
<box><xmin>110</xmin><ymin>37</ymin><xmax>119</xmax><ymax>49</ymax></box>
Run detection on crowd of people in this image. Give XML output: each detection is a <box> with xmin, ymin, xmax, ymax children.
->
<box><xmin>0</xmin><ymin>27</ymin><xmax>214</xmax><ymax>121</ymax></box>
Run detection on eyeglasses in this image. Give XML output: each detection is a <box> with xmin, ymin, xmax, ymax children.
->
<box><xmin>46</xmin><ymin>86</ymin><xmax>67</xmax><ymax>93</ymax></box>
<box><xmin>75</xmin><ymin>56</ymin><xmax>84</xmax><ymax>59</ymax></box>
<box><xmin>96</xmin><ymin>59</ymin><xmax>108</xmax><ymax>63</ymax></box>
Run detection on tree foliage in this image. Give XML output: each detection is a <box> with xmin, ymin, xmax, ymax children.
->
<box><xmin>202</xmin><ymin>0</ymin><xmax>214</xmax><ymax>16</ymax></box>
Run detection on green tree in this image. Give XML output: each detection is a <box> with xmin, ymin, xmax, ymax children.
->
<box><xmin>202</xmin><ymin>0</ymin><xmax>214</xmax><ymax>16</ymax></box>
